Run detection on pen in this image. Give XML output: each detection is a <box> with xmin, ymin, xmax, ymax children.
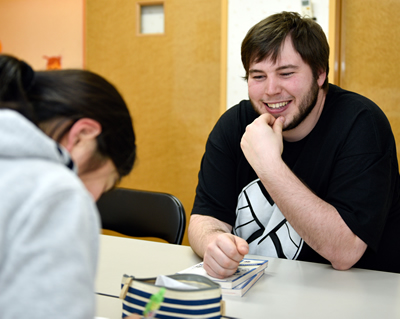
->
<box><xmin>143</xmin><ymin>287</ymin><xmax>166</xmax><ymax>318</ymax></box>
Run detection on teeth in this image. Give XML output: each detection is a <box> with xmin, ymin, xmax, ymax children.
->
<box><xmin>267</xmin><ymin>101</ymin><xmax>289</xmax><ymax>109</ymax></box>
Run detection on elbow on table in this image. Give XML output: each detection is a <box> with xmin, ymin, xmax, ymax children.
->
<box><xmin>331</xmin><ymin>261</ymin><xmax>354</xmax><ymax>271</ymax></box>
<box><xmin>330</xmin><ymin>251</ymin><xmax>364</xmax><ymax>271</ymax></box>
<box><xmin>329</xmin><ymin>236</ymin><xmax>367</xmax><ymax>271</ymax></box>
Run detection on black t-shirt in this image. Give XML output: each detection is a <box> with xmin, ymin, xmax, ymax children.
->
<box><xmin>192</xmin><ymin>84</ymin><xmax>400</xmax><ymax>273</ymax></box>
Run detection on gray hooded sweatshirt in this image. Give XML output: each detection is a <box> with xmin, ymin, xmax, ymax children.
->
<box><xmin>0</xmin><ymin>110</ymin><xmax>100</xmax><ymax>318</ymax></box>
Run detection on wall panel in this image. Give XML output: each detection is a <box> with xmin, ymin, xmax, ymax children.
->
<box><xmin>86</xmin><ymin>0</ymin><xmax>226</xmax><ymax>245</ymax></box>
<box><xmin>340</xmin><ymin>0</ymin><xmax>400</xmax><ymax>161</ymax></box>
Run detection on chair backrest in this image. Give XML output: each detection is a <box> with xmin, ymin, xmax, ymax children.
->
<box><xmin>96</xmin><ymin>188</ymin><xmax>186</xmax><ymax>245</ymax></box>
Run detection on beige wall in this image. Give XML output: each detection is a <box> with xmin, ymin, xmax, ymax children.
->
<box><xmin>86</xmin><ymin>0</ymin><xmax>227</xmax><ymax>245</ymax></box>
<box><xmin>337</xmin><ymin>0</ymin><xmax>400</xmax><ymax>162</ymax></box>
<box><xmin>0</xmin><ymin>0</ymin><xmax>83</xmax><ymax>70</ymax></box>
<box><xmin>0</xmin><ymin>0</ymin><xmax>226</xmax><ymax>246</ymax></box>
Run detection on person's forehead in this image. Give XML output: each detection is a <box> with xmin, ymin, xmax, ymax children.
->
<box><xmin>250</xmin><ymin>40</ymin><xmax>303</xmax><ymax>69</ymax></box>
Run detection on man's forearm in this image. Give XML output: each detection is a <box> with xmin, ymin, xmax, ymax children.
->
<box><xmin>188</xmin><ymin>214</ymin><xmax>232</xmax><ymax>258</ymax></box>
<box><xmin>258</xmin><ymin>160</ymin><xmax>367</xmax><ymax>270</ymax></box>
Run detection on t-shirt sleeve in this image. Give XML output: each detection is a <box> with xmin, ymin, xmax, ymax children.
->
<box><xmin>192</xmin><ymin>104</ymin><xmax>247</xmax><ymax>226</ymax></box>
<box><xmin>322</xmin><ymin>98</ymin><xmax>399</xmax><ymax>252</ymax></box>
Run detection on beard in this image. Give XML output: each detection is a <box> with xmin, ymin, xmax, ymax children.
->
<box><xmin>250</xmin><ymin>78</ymin><xmax>320</xmax><ymax>132</ymax></box>
<box><xmin>283</xmin><ymin>78</ymin><xmax>319</xmax><ymax>131</ymax></box>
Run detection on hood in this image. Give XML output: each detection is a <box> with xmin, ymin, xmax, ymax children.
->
<box><xmin>0</xmin><ymin>109</ymin><xmax>74</xmax><ymax>169</ymax></box>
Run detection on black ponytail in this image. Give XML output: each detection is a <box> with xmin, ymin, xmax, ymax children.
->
<box><xmin>0</xmin><ymin>54</ymin><xmax>36</xmax><ymax>122</ymax></box>
<box><xmin>0</xmin><ymin>54</ymin><xmax>136</xmax><ymax>178</ymax></box>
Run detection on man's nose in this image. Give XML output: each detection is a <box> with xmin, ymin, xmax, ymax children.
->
<box><xmin>265</xmin><ymin>77</ymin><xmax>281</xmax><ymax>95</ymax></box>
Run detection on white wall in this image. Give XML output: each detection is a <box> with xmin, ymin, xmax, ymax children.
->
<box><xmin>226</xmin><ymin>0</ymin><xmax>330</xmax><ymax>109</ymax></box>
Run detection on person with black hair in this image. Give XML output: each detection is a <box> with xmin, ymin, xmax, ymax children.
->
<box><xmin>0</xmin><ymin>54</ymin><xmax>137</xmax><ymax>318</ymax></box>
<box><xmin>189</xmin><ymin>11</ymin><xmax>400</xmax><ymax>278</ymax></box>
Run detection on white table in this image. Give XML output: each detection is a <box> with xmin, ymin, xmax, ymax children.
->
<box><xmin>96</xmin><ymin>235</ymin><xmax>400</xmax><ymax>319</ymax></box>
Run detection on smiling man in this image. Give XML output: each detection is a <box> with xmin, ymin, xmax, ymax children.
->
<box><xmin>188</xmin><ymin>11</ymin><xmax>400</xmax><ymax>277</ymax></box>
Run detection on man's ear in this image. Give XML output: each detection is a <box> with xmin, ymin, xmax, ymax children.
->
<box><xmin>317</xmin><ymin>69</ymin><xmax>327</xmax><ymax>87</ymax></box>
<box><xmin>63</xmin><ymin>118</ymin><xmax>102</xmax><ymax>153</ymax></box>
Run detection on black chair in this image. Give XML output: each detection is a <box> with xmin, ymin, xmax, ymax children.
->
<box><xmin>96</xmin><ymin>188</ymin><xmax>186</xmax><ymax>245</ymax></box>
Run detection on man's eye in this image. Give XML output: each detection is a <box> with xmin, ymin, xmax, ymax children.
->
<box><xmin>281</xmin><ymin>72</ymin><xmax>294</xmax><ymax>77</ymax></box>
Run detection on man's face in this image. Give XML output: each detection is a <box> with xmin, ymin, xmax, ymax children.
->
<box><xmin>247</xmin><ymin>36</ymin><xmax>325</xmax><ymax>136</ymax></box>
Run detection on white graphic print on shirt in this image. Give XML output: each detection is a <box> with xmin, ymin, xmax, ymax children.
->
<box><xmin>233</xmin><ymin>179</ymin><xmax>303</xmax><ymax>259</ymax></box>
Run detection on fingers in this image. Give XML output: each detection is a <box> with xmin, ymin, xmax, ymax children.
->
<box><xmin>241</xmin><ymin>114</ymin><xmax>285</xmax><ymax>164</ymax></box>
<box><xmin>203</xmin><ymin>252</ymin><xmax>238</xmax><ymax>279</ymax></box>
<box><xmin>272</xmin><ymin>116</ymin><xmax>285</xmax><ymax>134</ymax></box>
<box><xmin>261</xmin><ymin>113</ymin><xmax>277</xmax><ymax>126</ymax></box>
<box><xmin>256</xmin><ymin>113</ymin><xmax>285</xmax><ymax>126</ymax></box>
<box><xmin>203</xmin><ymin>233</ymin><xmax>249</xmax><ymax>279</ymax></box>
<box><xmin>234</xmin><ymin>236</ymin><xmax>249</xmax><ymax>256</ymax></box>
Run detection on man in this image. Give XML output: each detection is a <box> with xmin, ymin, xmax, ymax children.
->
<box><xmin>188</xmin><ymin>11</ymin><xmax>400</xmax><ymax>278</ymax></box>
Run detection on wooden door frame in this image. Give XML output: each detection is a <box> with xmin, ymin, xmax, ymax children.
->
<box><xmin>328</xmin><ymin>0</ymin><xmax>342</xmax><ymax>86</ymax></box>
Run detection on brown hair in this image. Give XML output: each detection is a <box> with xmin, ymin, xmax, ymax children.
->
<box><xmin>241</xmin><ymin>11</ymin><xmax>329</xmax><ymax>89</ymax></box>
